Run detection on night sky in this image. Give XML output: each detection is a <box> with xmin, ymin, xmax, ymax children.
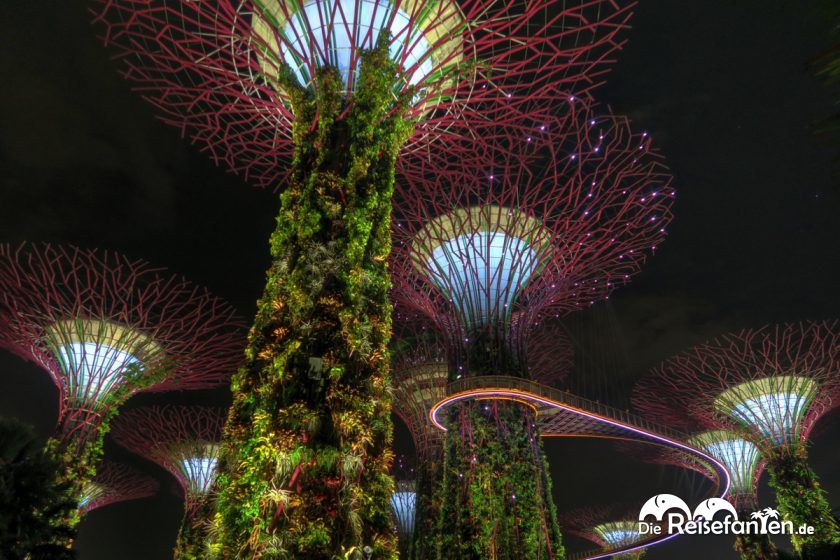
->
<box><xmin>1</xmin><ymin>0</ymin><xmax>838</xmax><ymax>558</ymax></box>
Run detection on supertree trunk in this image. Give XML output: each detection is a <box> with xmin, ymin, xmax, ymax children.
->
<box><xmin>213</xmin><ymin>44</ymin><xmax>413</xmax><ymax>559</ymax></box>
<box><xmin>411</xmin><ymin>453</ymin><xmax>442</xmax><ymax>560</ymax></box>
<box><xmin>733</xmin><ymin>531</ymin><xmax>777</xmax><ymax>560</ymax></box>
<box><xmin>436</xmin><ymin>400</ymin><xmax>563</xmax><ymax>560</ymax></box>
<box><xmin>766</xmin><ymin>448</ymin><xmax>840</xmax><ymax>555</ymax></box>
<box><xmin>175</xmin><ymin>495</ymin><xmax>214</xmax><ymax>560</ymax></box>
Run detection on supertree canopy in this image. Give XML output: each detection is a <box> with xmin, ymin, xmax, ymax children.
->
<box><xmin>392</xmin><ymin>100</ymin><xmax>673</xmax><ymax>380</ymax></box>
<box><xmin>390</xmin><ymin>479</ymin><xmax>418</xmax><ymax>559</ymax></box>
<box><xmin>688</xmin><ymin>431</ymin><xmax>776</xmax><ymax>560</ymax></box>
<box><xmin>634</xmin><ymin>320</ymin><xmax>840</xmax><ymax>555</ymax></box>
<box><xmin>392</xmin><ymin>324</ymin><xmax>449</xmax><ymax>465</ymax></box>
<box><xmin>79</xmin><ymin>460</ymin><xmax>159</xmax><ymax>515</ymax></box>
<box><xmin>88</xmin><ymin>0</ymin><xmax>643</xmax><ymax>556</ymax></box>
<box><xmin>0</xmin><ymin>243</ymin><xmax>243</xmax><ymax>533</ymax></box>
<box><xmin>90</xmin><ymin>0</ymin><xmax>635</xmax><ymax>188</ymax></box>
<box><xmin>686</xmin><ymin>431</ymin><xmax>764</xmax><ymax>512</ymax></box>
<box><xmin>389</xmin><ymin>101</ymin><xmax>674</xmax><ymax>560</ymax></box>
<box><xmin>559</xmin><ymin>505</ymin><xmax>647</xmax><ymax>560</ymax></box>
<box><xmin>111</xmin><ymin>405</ymin><xmax>226</xmax><ymax>560</ymax></box>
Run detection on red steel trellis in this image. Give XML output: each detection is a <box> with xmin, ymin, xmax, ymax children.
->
<box><xmin>111</xmin><ymin>405</ymin><xmax>227</xmax><ymax>516</ymax></box>
<box><xmin>391</xmin><ymin>322</ymin><xmax>449</xmax><ymax>463</ymax></box>
<box><xmin>526</xmin><ymin>318</ymin><xmax>575</xmax><ymax>387</ymax></box>
<box><xmin>391</xmin><ymin>98</ymin><xmax>674</xmax><ymax>370</ymax></box>
<box><xmin>89</xmin><ymin>0</ymin><xmax>635</xmax><ymax>189</ymax></box>
<box><xmin>80</xmin><ymin>460</ymin><xmax>159</xmax><ymax>515</ymax></box>
<box><xmin>0</xmin><ymin>243</ymin><xmax>245</xmax><ymax>451</ymax></box>
<box><xmin>632</xmin><ymin>320</ymin><xmax>840</xmax><ymax>456</ymax></box>
<box><xmin>558</xmin><ymin>504</ymin><xmax>646</xmax><ymax>560</ymax></box>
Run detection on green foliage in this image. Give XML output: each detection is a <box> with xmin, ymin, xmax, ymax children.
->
<box><xmin>734</xmin><ymin>531</ymin><xmax>777</xmax><ymax>560</ymax></box>
<box><xmin>766</xmin><ymin>448</ymin><xmax>840</xmax><ymax>555</ymax></box>
<box><xmin>213</xmin><ymin>36</ymin><xmax>414</xmax><ymax>559</ymax></box>
<box><xmin>0</xmin><ymin>417</ymin><xmax>76</xmax><ymax>559</ymax></box>
<box><xmin>435</xmin><ymin>401</ymin><xmax>564</xmax><ymax>560</ymax></box>
<box><xmin>175</xmin><ymin>495</ymin><xmax>216</xmax><ymax>560</ymax></box>
<box><xmin>410</xmin><ymin>457</ymin><xmax>443</xmax><ymax>560</ymax></box>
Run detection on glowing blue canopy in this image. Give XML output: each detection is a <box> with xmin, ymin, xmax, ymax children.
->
<box><xmin>426</xmin><ymin>231</ymin><xmax>539</xmax><ymax>328</ymax></box>
<box><xmin>691</xmin><ymin>432</ymin><xmax>761</xmax><ymax>498</ymax></box>
<box><xmin>57</xmin><ymin>342</ymin><xmax>140</xmax><ymax>403</ymax></box>
<box><xmin>731</xmin><ymin>393</ymin><xmax>810</xmax><ymax>444</ymax></box>
<box><xmin>179</xmin><ymin>456</ymin><xmax>219</xmax><ymax>495</ymax></box>
<box><xmin>281</xmin><ymin>0</ymin><xmax>433</xmax><ymax>88</ymax></box>
<box><xmin>593</xmin><ymin>521</ymin><xmax>643</xmax><ymax>549</ymax></box>
<box><xmin>715</xmin><ymin>377</ymin><xmax>817</xmax><ymax>447</ymax></box>
<box><xmin>390</xmin><ymin>490</ymin><xmax>417</xmax><ymax>536</ymax></box>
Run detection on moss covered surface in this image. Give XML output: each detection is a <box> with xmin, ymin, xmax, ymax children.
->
<box><xmin>733</xmin><ymin>530</ymin><xmax>777</xmax><ymax>560</ymax></box>
<box><xmin>435</xmin><ymin>400</ymin><xmax>564</xmax><ymax>560</ymax></box>
<box><xmin>212</xmin><ymin>39</ymin><xmax>413</xmax><ymax>559</ymax></box>
<box><xmin>766</xmin><ymin>448</ymin><xmax>840</xmax><ymax>555</ymax></box>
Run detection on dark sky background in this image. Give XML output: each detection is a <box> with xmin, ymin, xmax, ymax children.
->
<box><xmin>1</xmin><ymin>0</ymin><xmax>838</xmax><ymax>558</ymax></box>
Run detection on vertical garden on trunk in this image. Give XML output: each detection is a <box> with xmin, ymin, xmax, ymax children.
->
<box><xmin>213</xmin><ymin>42</ymin><xmax>414</xmax><ymax>559</ymax></box>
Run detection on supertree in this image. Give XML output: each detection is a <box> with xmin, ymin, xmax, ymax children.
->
<box><xmin>390</xmin><ymin>100</ymin><xmax>674</xmax><ymax>559</ymax></box>
<box><xmin>391</xmin><ymin>479</ymin><xmax>418</xmax><ymax>559</ymax></box>
<box><xmin>89</xmin><ymin>0</ymin><xmax>637</xmax><ymax>555</ymax></box>
<box><xmin>687</xmin><ymin>431</ymin><xmax>776</xmax><ymax>560</ymax></box>
<box><xmin>622</xmin><ymin>417</ymin><xmax>776</xmax><ymax>558</ymax></box>
<box><xmin>111</xmin><ymin>405</ymin><xmax>226</xmax><ymax>560</ymax></box>
<box><xmin>390</xmin><ymin>320</ymin><xmax>448</xmax><ymax>559</ymax></box>
<box><xmin>0</xmin><ymin>243</ymin><xmax>244</xmax><ymax>542</ymax></box>
<box><xmin>559</xmin><ymin>505</ymin><xmax>647</xmax><ymax>560</ymax></box>
<box><xmin>79</xmin><ymin>460</ymin><xmax>159</xmax><ymax>515</ymax></box>
<box><xmin>633</xmin><ymin>320</ymin><xmax>840</xmax><ymax>555</ymax></box>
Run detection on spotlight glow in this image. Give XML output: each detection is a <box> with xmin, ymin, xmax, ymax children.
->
<box><xmin>280</xmin><ymin>0</ymin><xmax>433</xmax><ymax>88</ymax></box>
<box><xmin>178</xmin><ymin>456</ymin><xmax>219</xmax><ymax>495</ymax></box>
<box><xmin>690</xmin><ymin>431</ymin><xmax>761</xmax><ymax>498</ymax></box>
<box><xmin>426</xmin><ymin>231</ymin><xmax>539</xmax><ymax>327</ymax></box>
<box><xmin>57</xmin><ymin>342</ymin><xmax>140</xmax><ymax>402</ymax></box>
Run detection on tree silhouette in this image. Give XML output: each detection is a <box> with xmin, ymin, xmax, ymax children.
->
<box><xmin>0</xmin><ymin>417</ymin><xmax>76</xmax><ymax>559</ymax></box>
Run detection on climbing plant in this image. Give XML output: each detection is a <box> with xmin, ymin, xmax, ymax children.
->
<box><xmin>212</xmin><ymin>38</ymin><xmax>414</xmax><ymax>559</ymax></box>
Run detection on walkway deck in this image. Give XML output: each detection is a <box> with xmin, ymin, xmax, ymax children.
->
<box><xmin>429</xmin><ymin>375</ymin><xmax>731</xmax><ymax>560</ymax></box>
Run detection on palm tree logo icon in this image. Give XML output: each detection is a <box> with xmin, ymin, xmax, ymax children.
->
<box><xmin>749</xmin><ymin>507</ymin><xmax>780</xmax><ymax>533</ymax></box>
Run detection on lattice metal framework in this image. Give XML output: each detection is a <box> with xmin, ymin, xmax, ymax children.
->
<box><xmin>0</xmin><ymin>243</ymin><xmax>245</xmax><ymax>451</ymax></box>
<box><xmin>526</xmin><ymin>318</ymin><xmax>575</xmax><ymax>387</ymax></box>
<box><xmin>79</xmin><ymin>461</ymin><xmax>159</xmax><ymax>515</ymax></box>
<box><xmin>391</xmin><ymin>326</ymin><xmax>449</xmax><ymax>462</ymax></box>
<box><xmin>560</xmin><ymin>505</ymin><xmax>647</xmax><ymax>560</ymax></box>
<box><xmin>633</xmin><ymin>321</ymin><xmax>840</xmax><ymax>456</ymax></box>
<box><xmin>392</xmin><ymin>100</ymin><xmax>674</xmax><ymax>373</ymax></box>
<box><xmin>90</xmin><ymin>0</ymin><xmax>636</xmax><ymax>189</ymax></box>
<box><xmin>111</xmin><ymin>405</ymin><xmax>226</xmax><ymax>516</ymax></box>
